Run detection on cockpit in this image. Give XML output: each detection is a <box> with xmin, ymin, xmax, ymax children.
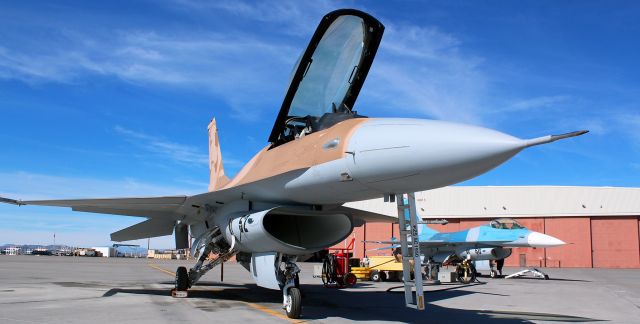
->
<box><xmin>489</xmin><ymin>218</ymin><xmax>526</xmax><ymax>230</ymax></box>
<box><xmin>268</xmin><ymin>10</ymin><xmax>384</xmax><ymax>146</ymax></box>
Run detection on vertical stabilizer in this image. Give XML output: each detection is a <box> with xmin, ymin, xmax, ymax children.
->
<box><xmin>208</xmin><ymin>118</ymin><xmax>230</xmax><ymax>191</ymax></box>
<box><xmin>419</xmin><ymin>224</ymin><xmax>439</xmax><ymax>240</ymax></box>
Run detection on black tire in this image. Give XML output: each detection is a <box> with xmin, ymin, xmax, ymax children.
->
<box><xmin>371</xmin><ymin>270</ymin><xmax>381</xmax><ymax>282</ymax></box>
<box><xmin>175</xmin><ymin>266</ymin><xmax>189</xmax><ymax>291</ymax></box>
<box><xmin>344</xmin><ymin>273</ymin><xmax>357</xmax><ymax>287</ymax></box>
<box><xmin>456</xmin><ymin>263</ymin><xmax>476</xmax><ymax>284</ymax></box>
<box><xmin>321</xmin><ymin>259</ymin><xmax>328</xmax><ymax>285</ymax></box>
<box><xmin>380</xmin><ymin>271</ymin><xmax>388</xmax><ymax>282</ymax></box>
<box><xmin>285</xmin><ymin>287</ymin><xmax>302</xmax><ymax>319</ymax></box>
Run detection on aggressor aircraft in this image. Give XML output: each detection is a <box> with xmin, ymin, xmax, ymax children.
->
<box><xmin>368</xmin><ymin>217</ymin><xmax>565</xmax><ymax>283</ymax></box>
<box><xmin>0</xmin><ymin>9</ymin><xmax>587</xmax><ymax>319</ymax></box>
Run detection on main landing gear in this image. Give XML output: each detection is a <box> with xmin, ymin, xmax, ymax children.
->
<box><xmin>173</xmin><ymin>228</ymin><xmax>236</xmax><ymax>295</ymax></box>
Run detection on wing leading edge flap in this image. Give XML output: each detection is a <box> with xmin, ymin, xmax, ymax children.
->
<box><xmin>0</xmin><ymin>195</ymin><xmax>189</xmax><ymax>219</ymax></box>
<box><xmin>111</xmin><ymin>218</ymin><xmax>176</xmax><ymax>242</ymax></box>
<box><xmin>18</xmin><ymin>196</ymin><xmax>188</xmax><ymax>207</ymax></box>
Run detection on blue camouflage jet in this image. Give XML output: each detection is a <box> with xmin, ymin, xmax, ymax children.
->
<box><xmin>368</xmin><ymin>217</ymin><xmax>565</xmax><ymax>283</ymax></box>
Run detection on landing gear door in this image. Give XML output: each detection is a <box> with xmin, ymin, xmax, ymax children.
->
<box><xmin>251</xmin><ymin>252</ymin><xmax>280</xmax><ymax>290</ymax></box>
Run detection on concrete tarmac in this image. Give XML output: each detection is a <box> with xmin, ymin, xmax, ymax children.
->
<box><xmin>0</xmin><ymin>256</ymin><xmax>638</xmax><ymax>323</ymax></box>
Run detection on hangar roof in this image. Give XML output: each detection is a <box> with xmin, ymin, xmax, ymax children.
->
<box><xmin>345</xmin><ymin>186</ymin><xmax>640</xmax><ymax>218</ymax></box>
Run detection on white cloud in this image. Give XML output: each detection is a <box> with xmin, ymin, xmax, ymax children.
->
<box><xmin>492</xmin><ymin>95</ymin><xmax>571</xmax><ymax>114</ymax></box>
<box><xmin>170</xmin><ymin>0</ymin><xmax>337</xmax><ymax>35</ymax></box>
<box><xmin>614</xmin><ymin>113</ymin><xmax>640</xmax><ymax>146</ymax></box>
<box><xmin>114</xmin><ymin>125</ymin><xmax>209</xmax><ymax>166</ymax></box>
<box><xmin>0</xmin><ymin>29</ymin><xmax>298</xmax><ymax>121</ymax></box>
<box><xmin>360</xmin><ymin>23</ymin><xmax>487</xmax><ymax>124</ymax></box>
<box><xmin>113</xmin><ymin>125</ymin><xmax>245</xmax><ymax>170</ymax></box>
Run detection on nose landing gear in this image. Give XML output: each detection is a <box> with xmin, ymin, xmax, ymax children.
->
<box><xmin>281</xmin><ymin>258</ymin><xmax>302</xmax><ymax>319</ymax></box>
<box><xmin>175</xmin><ymin>266</ymin><xmax>189</xmax><ymax>290</ymax></box>
<box><xmin>456</xmin><ymin>259</ymin><xmax>477</xmax><ymax>284</ymax></box>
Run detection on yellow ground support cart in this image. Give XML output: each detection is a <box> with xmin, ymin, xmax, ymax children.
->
<box><xmin>355</xmin><ymin>255</ymin><xmax>408</xmax><ymax>282</ymax></box>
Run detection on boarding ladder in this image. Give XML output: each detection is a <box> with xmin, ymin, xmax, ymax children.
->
<box><xmin>396</xmin><ymin>193</ymin><xmax>425</xmax><ymax>310</ymax></box>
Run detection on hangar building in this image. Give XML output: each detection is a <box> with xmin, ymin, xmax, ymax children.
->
<box><xmin>338</xmin><ymin>186</ymin><xmax>640</xmax><ymax>269</ymax></box>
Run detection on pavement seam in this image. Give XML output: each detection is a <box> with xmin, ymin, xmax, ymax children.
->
<box><xmin>147</xmin><ymin>263</ymin><xmax>305</xmax><ymax>323</ymax></box>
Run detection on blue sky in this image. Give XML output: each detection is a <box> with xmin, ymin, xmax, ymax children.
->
<box><xmin>1</xmin><ymin>1</ymin><xmax>638</xmax><ymax>248</ymax></box>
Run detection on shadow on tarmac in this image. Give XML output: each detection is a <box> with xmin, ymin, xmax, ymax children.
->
<box><xmin>506</xmin><ymin>277</ymin><xmax>592</xmax><ymax>283</ymax></box>
<box><xmin>103</xmin><ymin>281</ymin><xmax>603</xmax><ymax>323</ymax></box>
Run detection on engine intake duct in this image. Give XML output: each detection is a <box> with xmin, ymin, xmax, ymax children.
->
<box><xmin>225</xmin><ymin>207</ymin><xmax>353</xmax><ymax>255</ymax></box>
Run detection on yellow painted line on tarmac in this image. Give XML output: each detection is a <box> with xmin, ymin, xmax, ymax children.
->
<box><xmin>148</xmin><ymin>263</ymin><xmax>175</xmax><ymax>276</ymax></box>
<box><xmin>244</xmin><ymin>302</ymin><xmax>306</xmax><ymax>323</ymax></box>
<box><xmin>147</xmin><ymin>263</ymin><xmax>305</xmax><ymax>323</ymax></box>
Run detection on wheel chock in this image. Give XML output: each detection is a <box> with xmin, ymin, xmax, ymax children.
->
<box><xmin>171</xmin><ymin>288</ymin><xmax>188</xmax><ymax>298</ymax></box>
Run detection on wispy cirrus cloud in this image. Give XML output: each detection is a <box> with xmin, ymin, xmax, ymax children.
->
<box><xmin>0</xmin><ymin>28</ymin><xmax>298</xmax><ymax>121</ymax></box>
<box><xmin>170</xmin><ymin>0</ymin><xmax>335</xmax><ymax>36</ymax></box>
<box><xmin>114</xmin><ymin>125</ymin><xmax>208</xmax><ymax>166</ymax></box>
<box><xmin>360</xmin><ymin>23</ymin><xmax>488</xmax><ymax>124</ymax></box>
<box><xmin>490</xmin><ymin>95</ymin><xmax>571</xmax><ymax>114</ymax></box>
<box><xmin>113</xmin><ymin>126</ymin><xmax>244</xmax><ymax>170</ymax></box>
<box><xmin>613</xmin><ymin>113</ymin><xmax>640</xmax><ymax>147</ymax></box>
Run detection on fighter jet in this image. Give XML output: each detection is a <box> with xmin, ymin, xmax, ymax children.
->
<box><xmin>367</xmin><ymin>217</ymin><xmax>565</xmax><ymax>283</ymax></box>
<box><xmin>0</xmin><ymin>9</ymin><xmax>585</xmax><ymax>318</ymax></box>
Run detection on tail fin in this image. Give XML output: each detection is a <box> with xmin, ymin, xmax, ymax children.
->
<box><xmin>419</xmin><ymin>224</ymin><xmax>439</xmax><ymax>239</ymax></box>
<box><xmin>208</xmin><ymin>118</ymin><xmax>230</xmax><ymax>191</ymax></box>
<box><xmin>401</xmin><ymin>196</ymin><xmax>439</xmax><ymax>239</ymax></box>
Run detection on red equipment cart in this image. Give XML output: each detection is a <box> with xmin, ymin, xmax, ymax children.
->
<box><xmin>321</xmin><ymin>238</ymin><xmax>358</xmax><ymax>288</ymax></box>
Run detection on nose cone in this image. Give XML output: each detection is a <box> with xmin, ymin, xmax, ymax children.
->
<box><xmin>527</xmin><ymin>232</ymin><xmax>566</xmax><ymax>247</ymax></box>
<box><xmin>345</xmin><ymin>118</ymin><xmax>528</xmax><ymax>193</ymax></box>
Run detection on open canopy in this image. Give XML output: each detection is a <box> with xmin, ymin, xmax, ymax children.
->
<box><xmin>268</xmin><ymin>9</ymin><xmax>384</xmax><ymax>145</ymax></box>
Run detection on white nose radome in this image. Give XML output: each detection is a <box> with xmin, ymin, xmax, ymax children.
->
<box><xmin>345</xmin><ymin>118</ymin><xmax>525</xmax><ymax>193</ymax></box>
<box><xmin>527</xmin><ymin>232</ymin><xmax>566</xmax><ymax>247</ymax></box>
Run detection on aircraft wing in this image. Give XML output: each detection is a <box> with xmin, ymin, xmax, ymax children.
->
<box><xmin>365</xmin><ymin>239</ymin><xmax>513</xmax><ymax>249</ymax></box>
<box><xmin>1</xmin><ymin>196</ymin><xmax>189</xmax><ymax>219</ymax></box>
<box><xmin>0</xmin><ymin>192</ymin><xmax>396</xmax><ymax>241</ymax></box>
<box><xmin>366</xmin><ymin>240</ymin><xmax>445</xmax><ymax>246</ymax></box>
<box><xmin>0</xmin><ymin>181</ymin><xmax>251</xmax><ymax>219</ymax></box>
<box><xmin>331</xmin><ymin>206</ymin><xmax>397</xmax><ymax>226</ymax></box>
<box><xmin>0</xmin><ymin>195</ymin><xmax>200</xmax><ymax>242</ymax></box>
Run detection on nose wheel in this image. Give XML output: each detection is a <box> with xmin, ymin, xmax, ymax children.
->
<box><xmin>281</xmin><ymin>257</ymin><xmax>302</xmax><ymax>319</ymax></box>
<box><xmin>175</xmin><ymin>266</ymin><xmax>190</xmax><ymax>291</ymax></box>
<box><xmin>284</xmin><ymin>287</ymin><xmax>302</xmax><ymax>319</ymax></box>
<box><xmin>456</xmin><ymin>260</ymin><xmax>476</xmax><ymax>284</ymax></box>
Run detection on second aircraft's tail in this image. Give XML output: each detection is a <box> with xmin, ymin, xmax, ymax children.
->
<box><xmin>208</xmin><ymin>118</ymin><xmax>230</xmax><ymax>192</ymax></box>
<box><xmin>419</xmin><ymin>223</ymin><xmax>439</xmax><ymax>240</ymax></box>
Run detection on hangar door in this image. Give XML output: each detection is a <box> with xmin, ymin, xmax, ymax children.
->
<box><xmin>591</xmin><ymin>217</ymin><xmax>640</xmax><ymax>268</ymax></box>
